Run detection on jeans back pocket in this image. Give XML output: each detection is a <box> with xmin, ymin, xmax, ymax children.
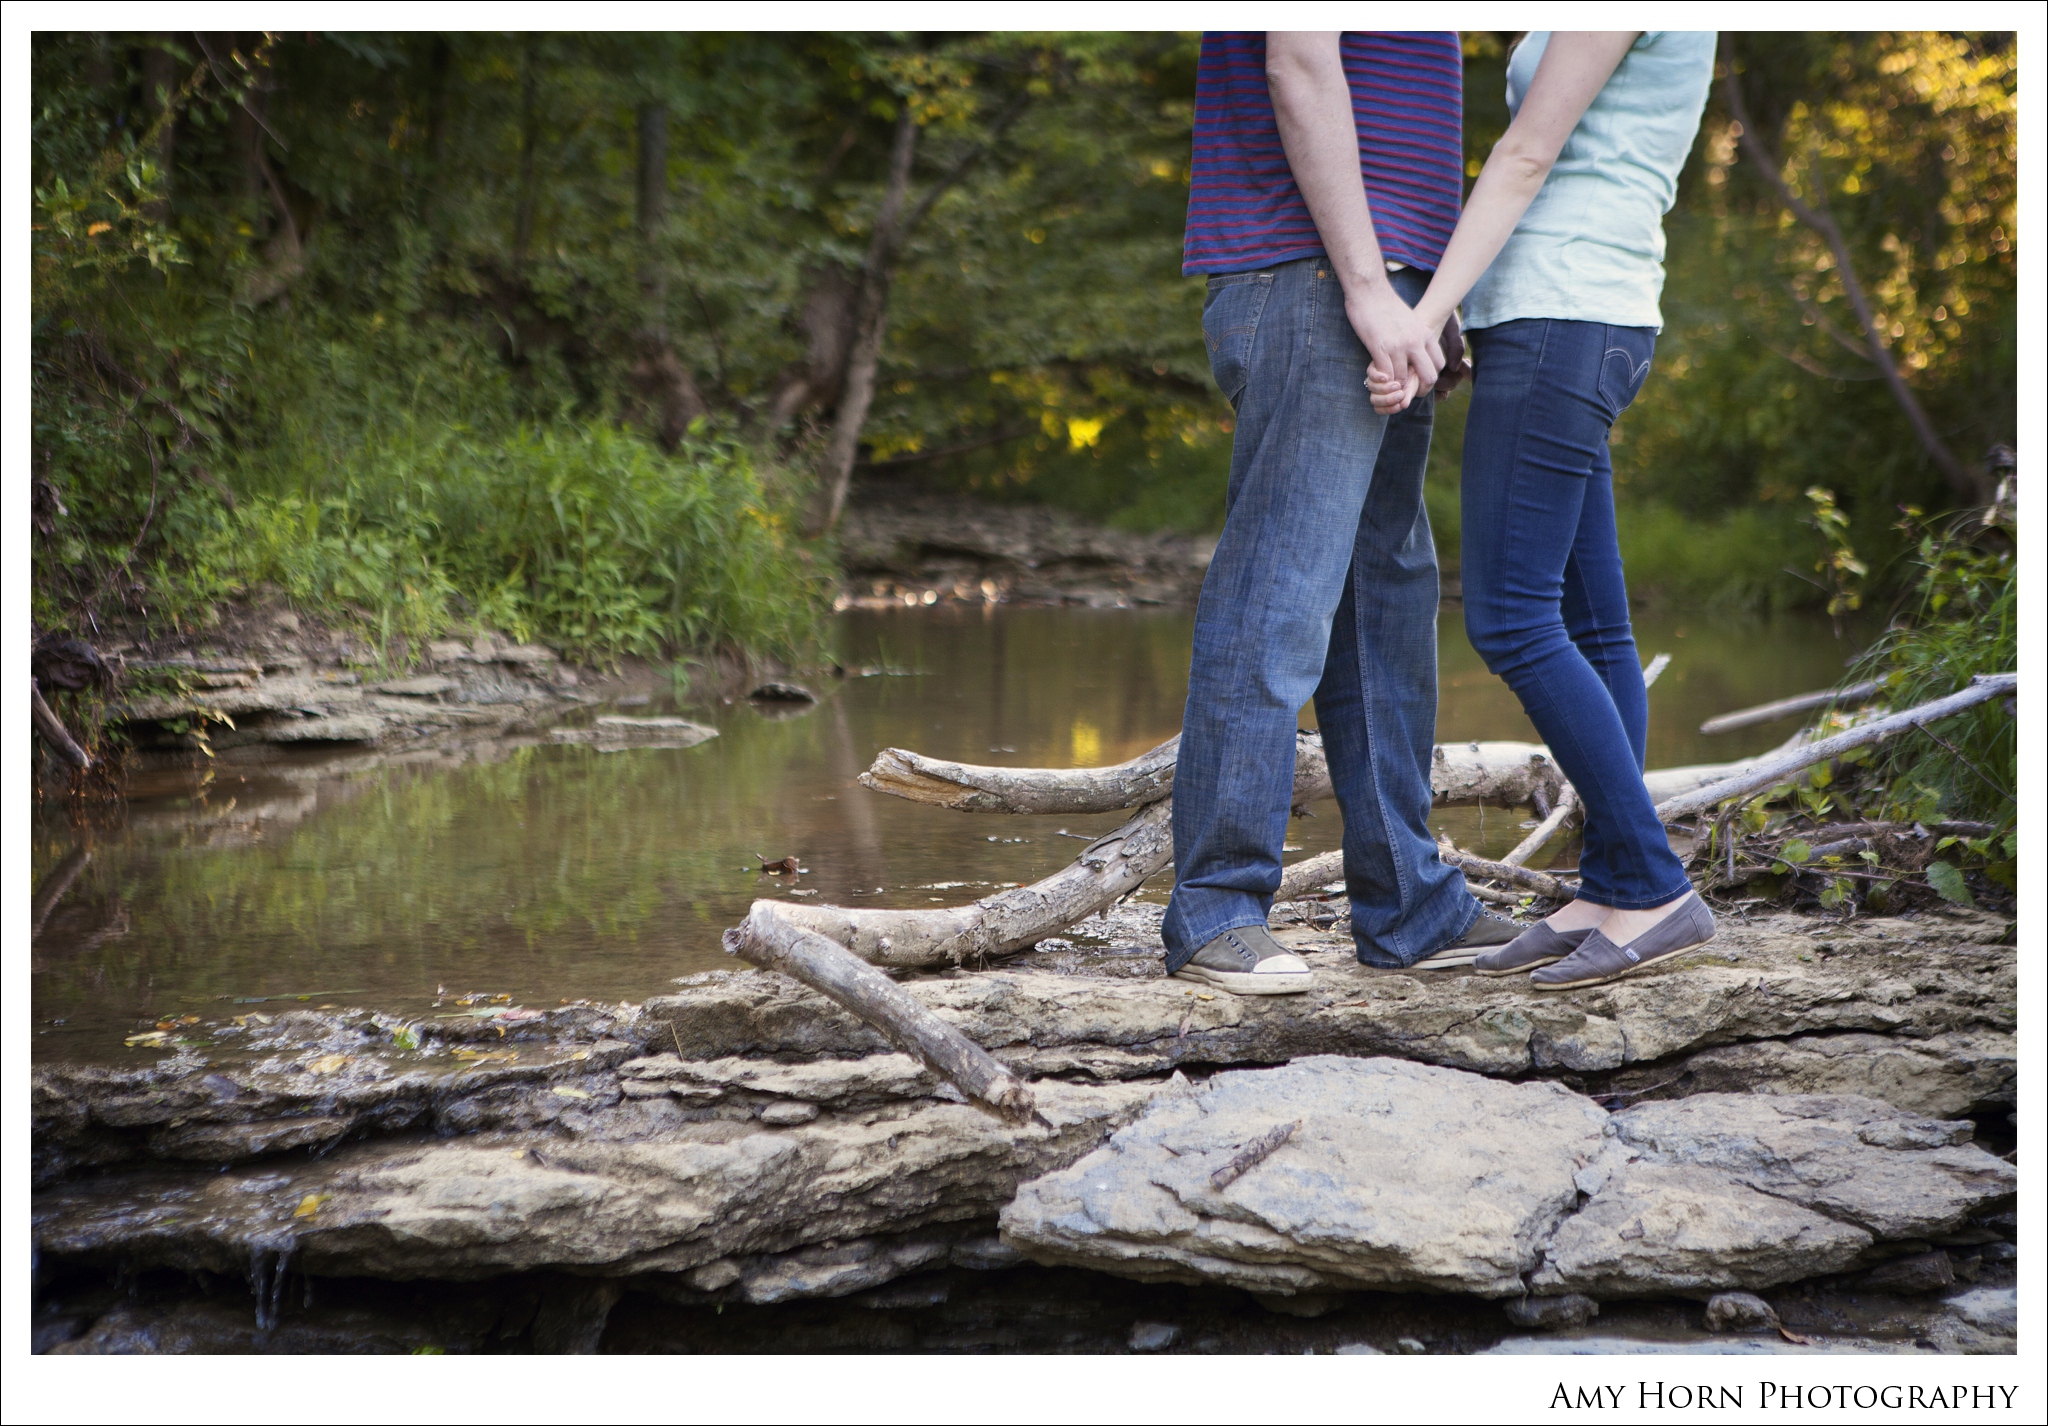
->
<box><xmin>1596</xmin><ymin>327</ymin><xmax>1657</xmax><ymax>421</ymax></box>
<box><xmin>1202</xmin><ymin>272</ymin><xmax>1275</xmax><ymax>411</ymax></box>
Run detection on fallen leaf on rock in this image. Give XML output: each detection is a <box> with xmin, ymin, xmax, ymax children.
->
<box><xmin>307</xmin><ymin>1054</ymin><xmax>351</xmax><ymax>1075</ymax></box>
<box><xmin>452</xmin><ymin>1048</ymin><xmax>518</xmax><ymax>1064</ymax></box>
<box><xmin>293</xmin><ymin>1194</ymin><xmax>331</xmax><ymax>1220</ymax></box>
<box><xmin>177</xmin><ymin>1015</ymin><xmax>202</xmax><ymax>1025</ymax></box>
<box><xmin>566</xmin><ymin>1050</ymin><xmax>591</xmax><ymax>1061</ymax></box>
<box><xmin>552</xmin><ymin>1086</ymin><xmax>593</xmax><ymax>1100</ymax></box>
<box><xmin>124</xmin><ymin>1031</ymin><xmax>171</xmax><ymax>1048</ymax></box>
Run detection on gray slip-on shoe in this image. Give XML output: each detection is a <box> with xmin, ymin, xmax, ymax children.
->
<box><xmin>1530</xmin><ymin>894</ymin><xmax>1717</xmax><ymax>990</ymax></box>
<box><xmin>1410</xmin><ymin>912</ymin><xmax>1524</xmax><ymax>970</ymax></box>
<box><xmin>1473</xmin><ymin>921</ymin><xmax>1594</xmax><ymax>977</ymax></box>
<box><xmin>1173</xmin><ymin>925</ymin><xmax>1313</xmax><ymax>996</ymax></box>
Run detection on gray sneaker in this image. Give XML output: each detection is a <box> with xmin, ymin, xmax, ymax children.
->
<box><xmin>1411</xmin><ymin>912</ymin><xmax>1524</xmax><ymax>970</ymax></box>
<box><xmin>1173</xmin><ymin>925</ymin><xmax>1312</xmax><ymax>996</ymax></box>
<box><xmin>1531</xmin><ymin>895</ymin><xmax>1717</xmax><ymax>990</ymax></box>
<box><xmin>1473</xmin><ymin>922</ymin><xmax>1594</xmax><ymax>978</ymax></box>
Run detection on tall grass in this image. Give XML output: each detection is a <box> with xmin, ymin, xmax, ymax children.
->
<box><xmin>162</xmin><ymin>420</ymin><xmax>827</xmax><ymax>666</ymax></box>
<box><xmin>146</xmin><ymin>296</ymin><xmax>828</xmax><ymax>668</ymax></box>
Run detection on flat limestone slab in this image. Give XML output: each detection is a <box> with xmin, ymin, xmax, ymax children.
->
<box><xmin>1002</xmin><ymin>1057</ymin><xmax>1605</xmax><ymax>1298</ymax></box>
<box><xmin>1000</xmin><ymin>1059</ymin><xmax>2014</xmax><ymax>1302</ymax></box>
<box><xmin>33</xmin><ymin>1079</ymin><xmax>1154</xmax><ymax>1283</ymax></box>
<box><xmin>647</xmin><ymin>909</ymin><xmax>2014</xmax><ymax>1114</ymax></box>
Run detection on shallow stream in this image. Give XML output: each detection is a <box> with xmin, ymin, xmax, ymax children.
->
<box><xmin>31</xmin><ymin>606</ymin><xmax>1860</xmax><ymax>1063</ymax></box>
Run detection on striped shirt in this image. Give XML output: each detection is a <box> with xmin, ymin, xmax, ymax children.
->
<box><xmin>1183</xmin><ymin>32</ymin><xmax>1464</xmax><ymax>276</ymax></box>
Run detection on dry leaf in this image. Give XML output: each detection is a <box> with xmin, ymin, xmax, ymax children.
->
<box><xmin>293</xmin><ymin>1193</ymin><xmax>331</xmax><ymax>1220</ymax></box>
<box><xmin>566</xmin><ymin>1050</ymin><xmax>591</xmax><ymax>1061</ymax></box>
<box><xmin>452</xmin><ymin>1048</ymin><xmax>518</xmax><ymax>1064</ymax></box>
<box><xmin>125</xmin><ymin>1031</ymin><xmax>170</xmax><ymax>1048</ymax></box>
<box><xmin>307</xmin><ymin>1054</ymin><xmax>350</xmax><ymax>1075</ymax></box>
<box><xmin>552</xmin><ymin>1086</ymin><xmax>593</xmax><ymax>1100</ymax></box>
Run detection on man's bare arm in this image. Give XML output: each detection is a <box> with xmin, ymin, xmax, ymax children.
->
<box><xmin>1267</xmin><ymin>32</ymin><xmax>1442</xmax><ymax>389</ymax></box>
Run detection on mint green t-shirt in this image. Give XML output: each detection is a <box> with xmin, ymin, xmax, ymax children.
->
<box><xmin>1461</xmin><ymin>31</ymin><xmax>1716</xmax><ymax>334</ymax></box>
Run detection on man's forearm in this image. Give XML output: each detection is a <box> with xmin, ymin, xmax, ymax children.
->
<box><xmin>1266</xmin><ymin>32</ymin><xmax>1391</xmax><ymax>294</ymax></box>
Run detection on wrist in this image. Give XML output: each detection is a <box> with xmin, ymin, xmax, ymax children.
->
<box><xmin>1333</xmin><ymin>253</ymin><xmax>1394</xmax><ymax>298</ymax></box>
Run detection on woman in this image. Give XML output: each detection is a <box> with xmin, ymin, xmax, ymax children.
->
<box><xmin>1368</xmin><ymin>31</ymin><xmax>1718</xmax><ymax>988</ymax></box>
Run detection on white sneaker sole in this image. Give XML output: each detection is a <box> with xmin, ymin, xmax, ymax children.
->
<box><xmin>1172</xmin><ymin>962</ymin><xmax>1313</xmax><ymax>996</ymax></box>
<box><xmin>1411</xmin><ymin>949</ymin><xmax>1481</xmax><ymax>970</ymax></box>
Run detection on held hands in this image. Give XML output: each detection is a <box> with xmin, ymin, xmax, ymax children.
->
<box><xmin>1345</xmin><ymin>280</ymin><xmax>1443</xmax><ymax>404</ymax></box>
<box><xmin>1368</xmin><ymin>312</ymin><xmax>1469</xmax><ymax>414</ymax></box>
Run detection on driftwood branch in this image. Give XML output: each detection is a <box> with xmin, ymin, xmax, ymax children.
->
<box><xmin>1210</xmin><ymin>1120</ymin><xmax>1300</xmax><ymax>1190</ymax></box>
<box><xmin>770</xmin><ymin>798</ymin><xmax>1173</xmax><ymax>969</ymax></box>
<box><xmin>1437</xmin><ymin>844</ymin><xmax>1572</xmax><ymax>900</ymax></box>
<box><xmin>1501</xmin><ymin>654</ymin><xmax>1669</xmax><ymax>867</ymax></box>
<box><xmin>1502</xmin><ymin>784</ymin><xmax>1578</xmax><ymax>868</ymax></box>
<box><xmin>722</xmin><ymin>902</ymin><xmax>1036</xmax><ymax>1122</ymax></box>
<box><xmin>1699</xmin><ymin>680</ymin><xmax>1883</xmax><ymax>736</ymax></box>
<box><xmin>1654</xmin><ymin>674</ymin><xmax>2016</xmax><ymax>823</ymax></box>
<box><xmin>31</xmin><ymin>679</ymin><xmax>93</xmax><ymax>770</ymax></box>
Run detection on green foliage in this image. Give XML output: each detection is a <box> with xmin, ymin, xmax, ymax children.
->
<box><xmin>163</xmin><ymin>419</ymin><xmax>824</xmax><ymax>667</ymax></box>
<box><xmin>1615</xmin><ymin>32</ymin><xmax>2015</xmax><ymax>590</ymax></box>
<box><xmin>28</xmin><ymin>29</ymin><xmax>2017</xmax><ymax>645</ymax></box>
<box><xmin>1847</xmin><ymin>499</ymin><xmax>2015</xmax><ymax>824</ymax></box>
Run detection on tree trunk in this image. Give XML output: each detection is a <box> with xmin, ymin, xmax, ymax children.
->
<box><xmin>139</xmin><ymin>36</ymin><xmax>179</xmax><ymax>221</ymax></box>
<box><xmin>805</xmin><ymin>105</ymin><xmax>919</xmax><ymax>537</ymax></box>
<box><xmin>1720</xmin><ymin>44</ymin><xmax>1982</xmax><ymax>505</ymax></box>
<box><xmin>511</xmin><ymin>40</ymin><xmax>539</xmax><ymax>270</ymax></box>
<box><xmin>628</xmin><ymin>99</ymin><xmax>706</xmax><ymax>449</ymax></box>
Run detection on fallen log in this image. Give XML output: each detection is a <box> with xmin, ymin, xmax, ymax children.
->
<box><xmin>864</xmin><ymin>732</ymin><xmax>1570</xmax><ymax>816</ymax></box>
<box><xmin>723</xmin><ymin>902</ymin><xmax>1038</xmax><ymax>1122</ymax></box>
<box><xmin>31</xmin><ymin>678</ymin><xmax>92</xmax><ymax>770</ymax></box>
<box><xmin>1654</xmin><ymin>673</ymin><xmax>2016</xmax><ymax>824</ymax></box>
<box><xmin>861</xmin><ymin>737</ymin><xmax>1180</xmax><ymax>814</ymax></box>
<box><xmin>769</xmin><ymin>798</ymin><xmax>1174</xmax><ymax>969</ymax></box>
<box><xmin>1699</xmin><ymin>680</ymin><xmax>1883</xmax><ymax>736</ymax></box>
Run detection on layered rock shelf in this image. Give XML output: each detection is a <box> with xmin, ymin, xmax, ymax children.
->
<box><xmin>32</xmin><ymin>902</ymin><xmax>2016</xmax><ymax>1353</ymax></box>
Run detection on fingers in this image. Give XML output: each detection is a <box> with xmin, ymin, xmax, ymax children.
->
<box><xmin>1368</xmin><ymin>372</ymin><xmax>1420</xmax><ymax>414</ymax></box>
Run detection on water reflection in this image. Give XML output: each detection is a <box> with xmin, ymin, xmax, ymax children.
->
<box><xmin>31</xmin><ymin>606</ymin><xmax>1859</xmax><ymax>1059</ymax></box>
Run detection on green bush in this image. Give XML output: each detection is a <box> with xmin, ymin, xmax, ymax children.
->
<box><xmin>162</xmin><ymin>418</ymin><xmax>826</xmax><ymax>667</ymax></box>
<box><xmin>1848</xmin><ymin>501</ymin><xmax>2016</xmax><ymax>825</ymax></box>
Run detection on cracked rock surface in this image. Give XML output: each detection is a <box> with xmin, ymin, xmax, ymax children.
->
<box><xmin>999</xmin><ymin>1058</ymin><xmax>2014</xmax><ymax>1301</ymax></box>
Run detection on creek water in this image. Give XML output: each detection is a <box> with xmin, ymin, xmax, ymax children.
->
<box><xmin>31</xmin><ymin>605</ymin><xmax>1860</xmax><ymax>1063</ymax></box>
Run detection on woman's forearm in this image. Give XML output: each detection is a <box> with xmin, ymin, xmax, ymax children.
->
<box><xmin>1413</xmin><ymin>32</ymin><xmax>1641</xmax><ymax>331</ymax></box>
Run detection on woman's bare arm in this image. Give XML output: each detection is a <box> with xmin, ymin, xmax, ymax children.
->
<box><xmin>1371</xmin><ymin>32</ymin><xmax>1640</xmax><ymax>411</ymax></box>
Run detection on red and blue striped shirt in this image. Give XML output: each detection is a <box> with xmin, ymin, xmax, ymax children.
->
<box><xmin>1183</xmin><ymin>32</ymin><xmax>1464</xmax><ymax>276</ymax></box>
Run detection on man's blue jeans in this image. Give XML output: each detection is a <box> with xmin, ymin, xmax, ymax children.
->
<box><xmin>1460</xmin><ymin>317</ymin><xmax>1694</xmax><ymax>911</ymax></box>
<box><xmin>1163</xmin><ymin>259</ymin><xmax>1480</xmax><ymax>971</ymax></box>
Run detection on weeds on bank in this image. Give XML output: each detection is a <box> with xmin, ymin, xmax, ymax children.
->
<box><xmin>1690</xmin><ymin>489</ymin><xmax>2016</xmax><ymax>916</ymax></box>
<box><xmin>156</xmin><ymin>421</ymin><xmax>829</xmax><ymax>670</ymax></box>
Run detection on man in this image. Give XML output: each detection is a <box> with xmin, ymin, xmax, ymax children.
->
<box><xmin>1166</xmin><ymin>31</ymin><xmax>1521</xmax><ymax>994</ymax></box>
